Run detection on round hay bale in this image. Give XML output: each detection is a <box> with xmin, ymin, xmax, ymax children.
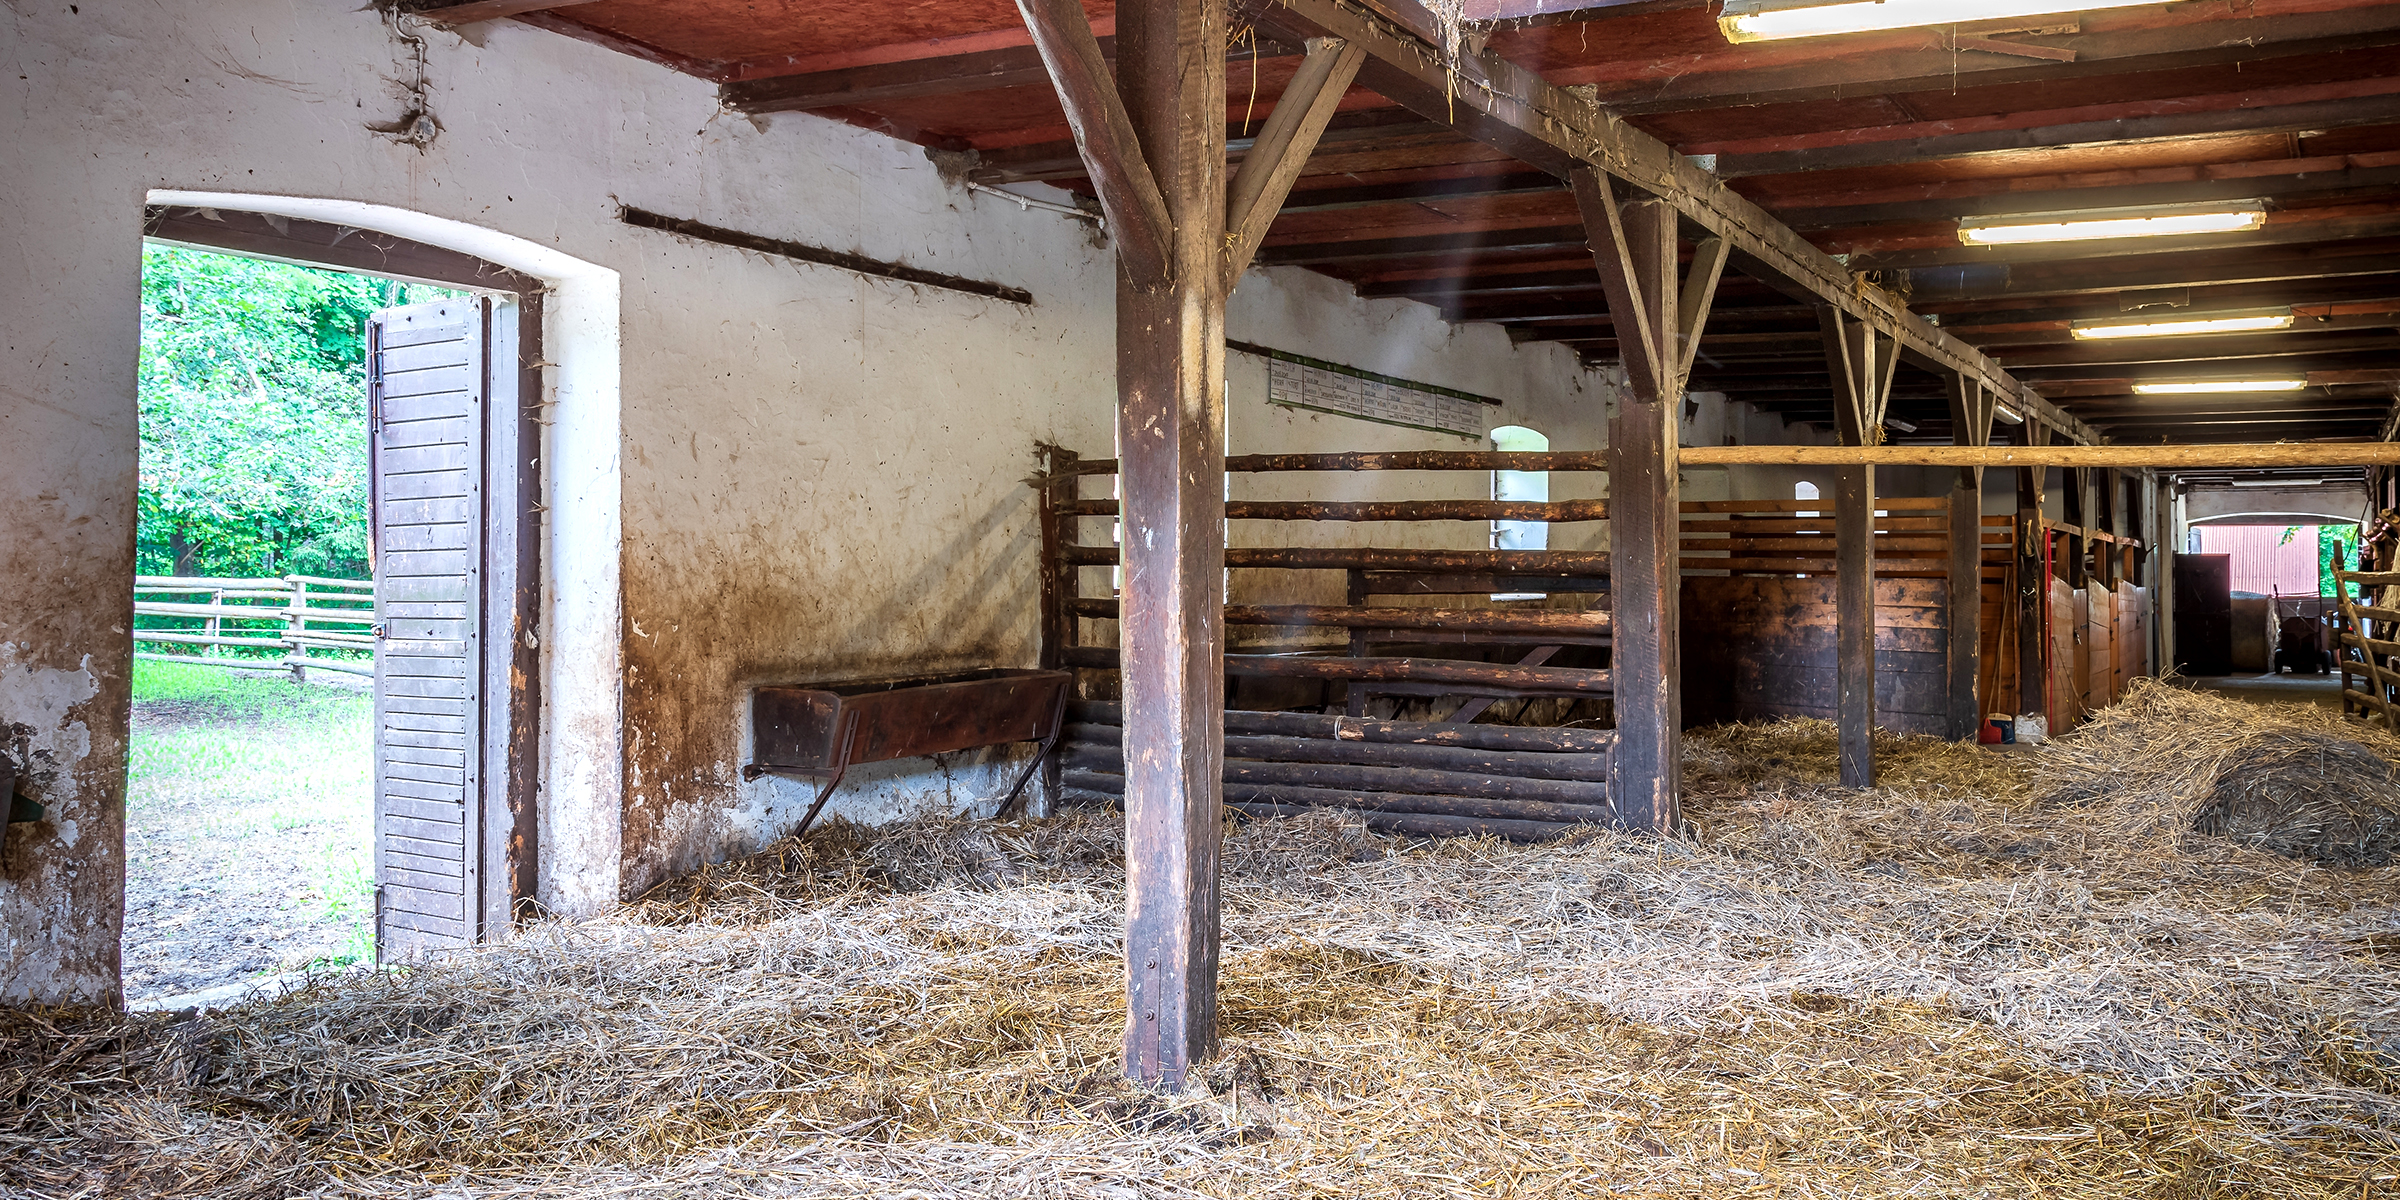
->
<box><xmin>2032</xmin><ymin>678</ymin><xmax>2400</xmax><ymax>867</ymax></box>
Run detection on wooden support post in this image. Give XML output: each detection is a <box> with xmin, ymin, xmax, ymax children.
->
<box><xmin>1574</xmin><ymin>168</ymin><xmax>1695</xmax><ymax>834</ymax></box>
<box><xmin>1024</xmin><ymin>0</ymin><xmax>1227</xmax><ymax>1090</ymax></box>
<box><xmin>1945</xmin><ymin>375</ymin><xmax>1993</xmax><ymax>740</ymax></box>
<box><xmin>2016</xmin><ymin>427</ymin><xmax>2049</xmax><ymax>723</ymax></box>
<box><xmin>1114</xmin><ymin>0</ymin><xmax>1226</xmax><ymax>1092</ymax></box>
<box><xmin>1822</xmin><ymin>306</ymin><xmax>1893</xmax><ymax>787</ymax></box>
<box><xmin>1036</xmin><ymin>445</ymin><xmax>1080</xmax><ymax>816</ymax></box>
<box><xmin>1343</xmin><ymin>568</ymin><xmax>1369</xmax><ymax>718</ymax></box>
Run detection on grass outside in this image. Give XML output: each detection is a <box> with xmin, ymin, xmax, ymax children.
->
<box><xmin>124</xmin><ymin>658</ymin><xmax>376</xmax><ymax>1000</ymax></box>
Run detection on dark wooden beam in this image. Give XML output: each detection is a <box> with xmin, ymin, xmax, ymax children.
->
<box><xmin>1016</xmin><ymin>0</ymin><xmax>1173</xmax><ymax>283</ymax></box>
<box><xmin>973</xmin><ymin>110</ymin><xmax>1453</xmax><ymax>182</ymax></box>
<box><xmin>1281</xmin><ymin>171</ymin><xmax>1565</xmax><ymax>214</ymax></box>
<box><xmin>1109</xmin><ymin>0</ymin><xmax>1227</xmax><ymax>1093</ymax></box>
<box><xmin>1259</xmin><ymin>225</ymin><xmax>1590</xmax><ymax>266</ymax></box>
<box><xmin>1714</xmin><ymin>90</ymin><xmax>2400</xmax><ymax>179</ymax></box>
<box><xmin>1946</xmin><ymin>375</ymin><xmax>1994</xmax><ymax>741</ymax></box>
<box><xmin>1571</xmin><ymin>4</ymin><xmax>2400</xmax><ymax>115</ymax></box>
<box><xmin>1907</xmin><ymin>248</ymin><xmax>2400</xmax><ymax>303</ymax></box>
<box><xmin>1851</xmin><ymin>210</ymin><xmax>2400</xmax><ymax>274</ymax></box>
<box><xmin>1781</xmin><ymin>164</ymin><xmax>2400</xmax><ymax>235</ymax></box>
<box><xmin>410</xmin><ymin>0</ymin><xmax>603</xmax><ymax>25</ymax></box>
<box><xmin>1224</xmin><ymin>38</ymin><xmax>1367</xmax><ymax>288</ymax></box>
<box><xmin>723</xmin><ymin>34</ymin><xmax>1303</xmax><ymax>114</ymax></box>
<box><xmin>1577</xmin><ymin>169</ymin><xmax>1681</xmax><ymax>834</ymax></box>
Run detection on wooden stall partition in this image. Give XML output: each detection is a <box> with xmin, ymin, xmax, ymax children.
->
<box><xmin>1681</xmin><ymin>576</ymin><xmax>1949</xmax><ymax>735</ymax></box>
<box><xmin>2086</xmin><ymin>584</ymin><xmax>2116</xmax><ymax>711</ymax></box>
<box><xmin>1975</xmin><ymin>514</ymin><xmax>2016</xmax><ymax>729</ymax></box>
<box><xmin>1680</xmin><ymin>496</ymin><xmax>1952</xmax><ymax>577</ymax></box>
<box><xmin>2115</xmin><ymin>582</ymin><xmax>2148</xmax><ymax>695</ymax></box>
<box><xmin>2048</xmin><ymin>577</ymin><xmax>2081</xmax><ymax>733</ymax></box>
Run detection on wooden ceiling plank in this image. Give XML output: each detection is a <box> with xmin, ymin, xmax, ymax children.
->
<box><xmin>1853</xmin><ymin>210</ymin><xmax>2400</xmax><ymax>273</ymax></box>
<box><xmin>1908</xmin><ymin>249</ymin><xmax>2400</xmax><ymax>303</ymax></box>
<box><xmin>1715</xmin><ymin>92</ymin><xmax>2400</xmax><ymax>179</ymax></box>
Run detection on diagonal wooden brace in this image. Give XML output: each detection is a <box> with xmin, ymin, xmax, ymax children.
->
<box><xmin>1223</xmin><ymin>37</ymin><xmax>1365</xmax><ymax>290</ymax></box>
<box><xmin>1015</xmin><ymin>0</ymin><xmax>1174</xmax><ymax>282</ymax></box>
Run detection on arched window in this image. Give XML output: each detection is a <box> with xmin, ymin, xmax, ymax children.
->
<box><xmin>1491</xmin><ymin>426</ymin><xmax>1548</xmax><ymax>599</ymax></box>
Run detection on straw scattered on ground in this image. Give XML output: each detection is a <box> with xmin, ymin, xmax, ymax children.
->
<box><xmin>6</xmin><ymin>701</ymin><xmax>2399</xmax><ymax>1200</ymax></box>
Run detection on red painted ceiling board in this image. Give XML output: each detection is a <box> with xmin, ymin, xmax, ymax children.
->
<box><xmin>556</xmin><ymin>0</ymin><xmax>1110</xmax><ymax>69</ymax></box>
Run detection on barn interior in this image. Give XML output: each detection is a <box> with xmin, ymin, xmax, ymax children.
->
<box><xmin>4</xmin><ymin>0</ymin><xmax>2400</xmax><ymax>1195</ymax></box>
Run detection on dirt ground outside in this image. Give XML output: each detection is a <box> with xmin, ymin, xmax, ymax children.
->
<box><xmin>122</xmin><ymin>659</ymin><xmax>375</xmax><ymax>1004</ymax></box>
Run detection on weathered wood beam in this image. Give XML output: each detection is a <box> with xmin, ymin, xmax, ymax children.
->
<box><xmin>1946</xmin><ymin>376</ymin><xmax>1996</xmax><ymax>741</ymax></box>
<box><xmin>1713</xmin><ymin>88</ymin><xmax>2400</xmax><ymax>179</ymax></box>
<box><xmin>723</xmin><ymin>35</ymin><xmax>1301</xmax><ymax>114</ymax></box>
<box><xmin>1580</xmin><ymin>172</ymin><xmax>1681</xmax><ymax>834</ymax></box>
<box><xmin>1684</xmin><ymin>444</ymin><xmax>2400</xmax><ymax>467</ymax></box>
<box><xmin>1280</xmin><ymin>171</ymin><xmax>1565</xmax><ymax>213</ymax></box>
<box><xmin>1834</xmin><ymin>463</ymin><xmax>1875</xmax><ymax>788</ymax></box>
<box><xmin>1015</xmin><ymin>0</ymin><xmax>1174</xmax><ymax>283</ymax></box>
<box><xmin>410</xmin><ymin>0</ymin><xmax>603</xmax><ymax>25</ymax></box>
<box><xmin>1572</xmin><ymin>3</ymin><xmax>2400</xmax><ymax>115</ymax></box>
<box><xmin>1224</xmin><ymin>38</ymin><xmax>1366</xmax><ymax>288</ymax></box>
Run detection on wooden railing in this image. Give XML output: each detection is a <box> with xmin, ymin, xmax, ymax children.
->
<box><xmin>133</xmin><ymin>575</ymin><xmax>375</xmax><ymax>678</ymax></box>
<box><xmin>1035</xmin><ymin>446</ymin><xmax>1614</xmax><ymax>719</ymax></box>
<box><xmin>2331</xmin><ymin>565</ymin><xmax>2400</xmax><ymax>729</ymax></box>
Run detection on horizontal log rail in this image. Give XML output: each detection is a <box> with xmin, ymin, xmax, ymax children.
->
<box><xmin>1682</xmin><ymin>444</ymin><xmax>2400</xmax><ymax>468</ymax></box>
<box><xmin>1059</xmin><ymin>771</ymin><xmax>1599</xmax><ymax>841</ymax></box>
<box><xmin>1061</xmin><ymin>744</ymin><xmax>1613</xmax><ymax>807</ymax></box>
<box><xmin>1679</xmin><ymin>497</ymin><xmax>1949</xmax><ymax>512</ymax></box>
<box><xmin>1066</xmin><ymin>599</ymin><xmax>1611</xmax><ymax>635</ymax></box>
<box><xmin>1059</xmin><ymin>646</ymin><xmax>1613</xmax><ymax>696</ymax></box>
<box><xmin>1050</xmin><ymin>450</ymin><xmax>1608</xmax><ymax>476</ymax></box>
<box><xmin>1062</xmin><ymin>545</ymin><xmax>1613</xmax><ymax>573</ymax></box>
<box><xmin>1061</xmin><ymin>722</ymin><xmax>1611</xmax><ymax>781</ymax></box>
<box><xmin>1067</xmin><ymin>700</ymin><xmax>1618</xmax><ymax>753</ymax></box>
<box><xmin>1066</xmin><ymin>497</ymin><xmax>1609</xmax><ymax>522</ymax></box>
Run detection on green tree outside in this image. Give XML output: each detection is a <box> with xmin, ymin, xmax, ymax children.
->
<box><xmin>138</xmin><ymin>245</ymin><xmax>457</xmax><ymax>580</ymax></box>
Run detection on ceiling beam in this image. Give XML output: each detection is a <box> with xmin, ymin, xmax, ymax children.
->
<box><xmin>409</xmin><ymin>0</ymin><xmax>603</xmax><ymax>25</ymax></box>
<box><xmin>1906</xmin><ymin>247</ymin><xmax>2400</xmax><ymax>302</ymax></box>
<box><xmin>1849</xmin><ymin>209</ymin><xmax>2400</xmax><ymax>273</ymax></box>
<box><xmin>1567</xmin><ymin>3</ymin><xmax>2400</xmax><ymax>115</ymax></box>
<box><xmin>1255</xmin><ymin>0</ymin><xmax>2096</xmax><ymax>445</ymax></box>
<box><xmin>1279</xmin><ymin>171</ymin><xmax>1564</xmax><ymax>213</ymax></box>
<box><xmin>971</xmin><ymin>110</ymin><xmax>1451</xmax><ymax>181</ymax></box>
<box><xmin>722</xmin><ymin>34</ymin><xmax>1304</xmax><ymax>113</ymax></box>
<box><xmin>1712</xmin><ymin>87</ymin><xmax>2400</xmax><ymax>179</ymax></box>
<box><xmin>1779</xmin><ymin>163</ymin><xmax>2400</xmax><ymax>234</ymax></box>
<box><xmin>1260</xmin><ymin>225</ymin><xmax>1588</xmax><ymax>266</ymax></box>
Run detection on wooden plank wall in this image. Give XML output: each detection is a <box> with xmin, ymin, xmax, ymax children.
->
<box><xmin>1681</xmin><ymin>576</ymin><xmax>1950</xmax><ymax>736</ymax></box>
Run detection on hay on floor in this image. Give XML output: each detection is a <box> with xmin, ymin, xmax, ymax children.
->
<box><xmin>2033</xmin><ymin>676</ymin><xmax>2400</xmax><ymax>867</ymax></box>
<box><xmin>4</xmin><ymin>727</ymin><xmax>2398</xmax><ymax>1200</ymax></box>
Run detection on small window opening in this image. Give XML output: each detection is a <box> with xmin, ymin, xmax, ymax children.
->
<box><xmin>1491</xmin><ymin>426</ymin><xmax>1549</xmax><ymax>599</ymax></box>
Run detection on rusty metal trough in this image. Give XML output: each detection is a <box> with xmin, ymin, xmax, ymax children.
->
<box><xmin>747</xmin><ymin>667</ymin><xmax>1072</xmax><ymax>836</ymax></box>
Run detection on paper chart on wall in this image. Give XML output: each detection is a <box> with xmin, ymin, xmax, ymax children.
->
<box><xmin>1266</xmin><ymin>357</ymin><xmax>1491</xmax><ymax>439</ymax></box>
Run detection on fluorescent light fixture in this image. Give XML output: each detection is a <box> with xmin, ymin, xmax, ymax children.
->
<box><xmin>2132</xmin><ymin>379</ymin><xmax>2308</xmax><ymax>395</ymax></box>
<box><xmin>1992</xmin><ymin>403</ymin><xmax>2025</xmax><ymax>425</ymax></box>
<box><xmin>2070</xmin><ymin>307</ymin><xmax>2295</xmax><ymax>341</ymax></box>
<box><xmin>1958</xmin><ymin>201</ymin><xmax>2266</xmax><ymax>247</ymax></box>
<box><xmin>2232</xmin><ymin>479</ymin><xmax>2324</xmax><ymax>488</ymax></box>
<box><xmin>1721</xmin><ymin>0</ymin><xmax>2163</xmax><ymax>42</ymax></box>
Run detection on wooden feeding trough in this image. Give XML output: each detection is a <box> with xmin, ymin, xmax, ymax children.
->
<box><xmin>746</xmin><ymin>667</ymin><xmax>1073</xmax><ymax>835</ymax></box>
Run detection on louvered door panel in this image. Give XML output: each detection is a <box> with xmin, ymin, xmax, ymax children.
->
<box><xmin>369</xmin><ymin>299</ymin><xmax>486</xmax><ymax>959</ymax></box>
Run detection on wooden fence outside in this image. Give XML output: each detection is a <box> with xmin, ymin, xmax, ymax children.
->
<box><xmin>133</xmin><ymin>575</ymin><xmax>375</xmax><ymax>678</ymax></box>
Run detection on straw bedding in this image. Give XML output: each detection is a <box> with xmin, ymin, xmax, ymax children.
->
<box><xmin>6</xmin><ymin>697</ymin><xmax>2399</xmax><ymax>1199</ymax></box>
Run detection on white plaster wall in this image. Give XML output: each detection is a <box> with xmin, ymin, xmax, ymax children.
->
<box><xmin>2</xmin><ymin>0</ymin><xmax>1619</xmax><ymax>986</ymax></box>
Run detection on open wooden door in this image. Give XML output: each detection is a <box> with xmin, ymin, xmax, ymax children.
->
<box><xmin>368</xmin><ymin>298</ymin><xmax>495</xmax><ymax>961</ymax></box>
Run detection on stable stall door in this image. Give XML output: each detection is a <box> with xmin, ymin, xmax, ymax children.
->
<box><xmin>368</xmin><ymin>299</ymin><xmax>489</xmax><ymax>960</ymax></box>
